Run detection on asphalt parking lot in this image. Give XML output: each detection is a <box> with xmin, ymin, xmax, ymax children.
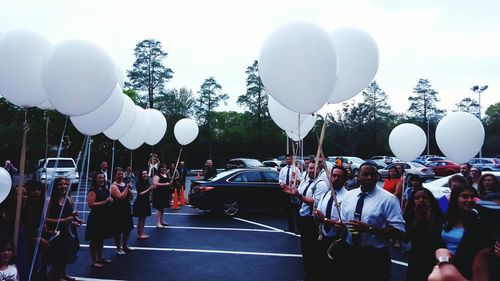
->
<box><xmin>63</xmin><ymin>177</ymin><xmax>408</xmax><ymax>281</ymax></box>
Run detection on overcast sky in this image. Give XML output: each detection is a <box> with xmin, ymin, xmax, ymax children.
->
<box><xmin>1</xmin><ymin>0</ymin><xmax>498</xmax><ymax>116</ymax></box>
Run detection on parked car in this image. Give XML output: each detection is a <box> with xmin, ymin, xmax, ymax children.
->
<box><xmin>467</xmin><ymin>158</ymin><xmax>500</xmax><ymax>171</ymax></box>
<box><xmin>34</xmin><ymin>158</ymin><xmax>80</xmax><ymax>188</ymax></box>
<box><xmin>423</xmin><ymin>171</ymin><xmax>500</xmax><ymax>199</ymax></box>
<box><xmin>369</xmin><ymin>156</ymin><xmax>393</xmax><ymax>165</ymax></box>
<box><xmin>262</xmin><ymin>160</ymin><xmax>281</xmax><ymax>171</ymax></box>
<box><xmin>413</xmin><ymin>155</ymin><xmax>445</xmax><ymax>165</ymax></box>
<box><xmin>189</xmin><ymin>168</ymin><xmax>288</xmax><ymax>216</ymax></box>
<box><xmin>225</xmin><ymin>158</ymin><xmax>264</xmax><ymax>170</ymax></box>
<box><xmin>425</xmin><ymin>160</ymin><xmax>460</xmax><ymax>176</ymax></box>
<box><xmin>378</xmin><ymin>162</ymin><xmax>435</xmax><ymax>181</ymax></box>
<box><xmin>326</xmin><ymin>156</ymin><xmax>364</xmax><ymax>176</ymax></box>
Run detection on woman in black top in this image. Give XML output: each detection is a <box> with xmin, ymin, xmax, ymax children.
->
<box><xmin>404</xmin><ymin>187</ymin><xmax>444</xmax><ymax>281</ymax></box>
<box><xmin>86</xmin><ymin>172</ymin><xmax>114</xmax><ymax>267</ymax></box>
<box><xmin>110</xmin><ymin>168</ymin><xmax>134</xmax><ymax>255</ymax></box>
<box><xmin>152</xmin><ymin>164</ymin><xmax>172</xmax><ymax>228</ymax></box>
<box><xmin>133</xmin><ymin>171</ymin><xmax>155</xmax><ymax>239</ymax></box>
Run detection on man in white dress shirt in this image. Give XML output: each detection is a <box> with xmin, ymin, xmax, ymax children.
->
<box><xmin>314</xmin><ymin>166</ymin><xmax>348</xmax><ymax>279</ymax></box>
<box><xmin>279</xmin><ymin>154</ymin><xmax>301</xmax><ymax>233</ymax></box>
<box><xmin>339</xmin><ymin>161</ymin><xmax>405</xmax><ymax>281</ymax></box>
<box><xmin>288</xmin><ymin>162</ymin><xmax>329</xmax><ymax>281</ymax></box>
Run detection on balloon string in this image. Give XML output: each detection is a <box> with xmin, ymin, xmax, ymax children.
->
<box><xmin>13</xmin><ymin>110</ymin><xmax>29</xmax><ymax>252</ymax></box>
<box><xmin>110</xmin><ymin>140</ymin><xmax>115</xmax><ymax>183</ymax></box>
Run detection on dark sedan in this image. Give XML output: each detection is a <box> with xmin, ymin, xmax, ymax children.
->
<box><xmin>188</xmin><ymin>168</ymin><xmax>289</xmax><ymax>216</ymax></box>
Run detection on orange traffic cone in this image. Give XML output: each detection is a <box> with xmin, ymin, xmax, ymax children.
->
<box><xmin>180</xmin><ymin>186</ymin><xmax>186</xmax><ymax>205</ymax></box>
<box><xmin>171</xmin><ymin>189</ymin><xmax>180</xmax><ymax>210</ymax></box>
<box><xmin>196</xmin><ymin>172</ymin><xmax>200</xmax><ymax>180</ymax></box>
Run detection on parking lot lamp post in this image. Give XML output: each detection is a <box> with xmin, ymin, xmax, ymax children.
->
<box><xmin>471</xmin><ymin>85</ymin><xmax>488</xmax><ymax>158</ymax></box>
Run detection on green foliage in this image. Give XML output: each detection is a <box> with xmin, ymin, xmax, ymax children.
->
<box><xmin>154</xmin><ymin>87</ymin><xmax>195</xmax><ymax>119</ymax></box>
<box><xmin>123</xmin><ymin>88</ymin><xmax>142</xmax><ymax>106</ymax></box>
<box><xmin>127</xmin><ymin>38</ymin><xmax>174</xmax><ymax>108</ymax></box>
<box><xmin>454</xmin><ymin>97</ymin><xmax>480</xmax><ymax>118</ymax></box>
<box><xmin>408</xmin><ymin>79</ymin><xmax>445</xmax><ymax>122</ymax></box>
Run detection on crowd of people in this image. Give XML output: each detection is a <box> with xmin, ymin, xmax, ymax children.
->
<box><xmin>279</xmin><ymin>154</ymin><xmax>500</xmax><ymax>281</ymax></box>
<box><xmin>0</xmin><ymin>155</ymin><xmax>189</xmax><ymax>281</ymax></box>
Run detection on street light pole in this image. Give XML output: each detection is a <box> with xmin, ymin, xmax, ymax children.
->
<box><xmin>471</xmin><ymin>85</ymin><xmax>488</xmax><ymax>158</ymax></box>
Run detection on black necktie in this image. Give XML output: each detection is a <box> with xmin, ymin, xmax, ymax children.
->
<box><xmin>352</xmin><ymin>192</ymin><xmax>367</xmax><ymax>246</ymax></box>
<box><xmin>286</xmin><ymin>166</ymin><xmax>290</xmax><ymax>185</ymax></box>
<box><xmin>302</xmin><ymin>180</ymin><xmax>314</xmax><ymax>196</ymax></box>
<box><xmin>324</xmin><ymin>193</ymin><xmax>334</xmax><ymax>232</ymax></box>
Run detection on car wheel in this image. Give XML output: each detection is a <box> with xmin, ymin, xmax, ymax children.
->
<box><xmin>378</xmin><ymin>173</ymin><xmax>382</xmax><ymax>181</ymax></box>
<box><xmin>223</xmin><ymin>198</ymin><xmax>240</xmax><ymax>216</ymax></box>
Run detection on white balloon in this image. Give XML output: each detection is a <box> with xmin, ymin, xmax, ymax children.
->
<box><xmin>0</xmin><ymin>30</ymin><xmax>52</xmax><ymax>107</ymax></box>
<box><xmin>286</xmin><ymin>115</ymin><xmax>317</xmax><ymax>141</ymax></box>
<box><xmin>389</xmin><ymin>123</ymin><xmax>426</xmax><ymax>162</ymax></box>
<box><xmin>328</xmin><ymin>28</ymin><xmax>379</xmax><ymax>104</ymax></box>
<box><xmin>268</xmin><ymin>96</ymin><xmax>310</xmax><ymax>131</ymax></box>
<box><xmin>115</xmin><ymin>64</ymin><xmax>126</xmax><ymax>89</ymax></box>
<box><xmin>104</xmin><ymin>95</ymin><xmax>137</xmax><ymax>140</ymax></box>
<box><xmin>119</xmin><ymin>106</ymin><xmax>150</xmax><ymax>150</ymax></box>
<box><xmin>144</xmin><ymin>109</ymin><xmax>167</xmax><ymax>145</ymax></box>
<box><xmin>70</xmin><ymin>85</ymin><xmax>124</xmax><ymax>136</ymax></box>
<box><xmin>436</xmin><ymin>112</ymin><xmax>485</xmax><ymax>163</ymax></box>
<box><xmin>259</xmin><ymin>21</ymin><xmax>338</xmax><ymax>114</ymax></box>
<box><xmin>0</xmin><ymin>167</ymin><xmax>12</xmax><ymax>204</ymax></box>
<box><xmin>36</xmin><ymin>99</ymin><xmax>55</xmax><ymax>111</ymax></box>
<box><xmin>42</xmin><ymin>40</ymin><xmax>117</xmax><ymax>116</ymax></box>
<box><xmin>174</xmin><ymin>118</ymin><xmax>199</xmax><ymax>145</ymax></box>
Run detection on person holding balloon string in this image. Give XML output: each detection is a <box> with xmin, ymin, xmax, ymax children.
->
<box><xmin>152</xmin><ymin>164</ymin><xmax>172</xmax><ymax>228</ymax></box>
<box><xmin>110</xmin><ymin>168</ymin><xmax>134</xmax><ymax>255</ymax></box>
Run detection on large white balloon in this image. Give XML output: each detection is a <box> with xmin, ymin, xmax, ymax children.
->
<box><xmin>268</xmin><ymin>96</ymin><xmax>310</xmax><ymax>131</ymax></box>
<box><xmin>0</xmin><ymin>30</ymin><xmax>52</xmax><ymax>107</ymax></box>
<box><xmin>436</xmin><ymin>112</ymin><xmax>485</xmax><ymax>163</ymax></box>
<box><xmin>286</xmin><ymin>115</ymin><xmax>317</xmax><ymax>141</ymax></box>
<box><xmin>144</xmin><ymin>109</ymin><xmax>167</xmax><ymax>145</ymax></box>
<box><xmin>389</xmin><ymin>123</ymin><xmax>426</xmax><ymax>162</ymax></box>
<box><xmin>174</xmin><ymin>118</ymin><xmax>199</xmax><ymax>145</ymax></box>
<box><xmin>259</xmin><ymin>21</ymin><xmax>338</xmax><ymax>114</ymax></box>
<box><xmin>0</xmin><ymin>167</ymin><xmax>12</xmax><ymax>204</ymax></box>
<box><xmin>328</xmin><ymin>28</ymin><xmax>379</xmax><ymax>104</ymax></box>
<box><xmin>70</xmin><ymin>85</ymin><xmax>124</xmax><ymax>136</ymax></box>
<box><xmin>42</xmin><ymin>40</ymin><xmax>117</xmax><ymax>116</ymax></box>
<box><xmin>115</xmin><ymin>64</ymin><xmax>126</xmax><ymax>89</ymax></box>
<box><xmin>119</xmin><ymin>106</ymin><xmax>150</xmax><ymax>150</ymax></box>
<box><xmin>104</xmin><ymin>95</ymin><xmax>138</xmax><ymax>140</ymax></box>
<box><xmin>36</xmin><ymin>99</ymin><xmax>55</xmax><ymax>111</ymax></box>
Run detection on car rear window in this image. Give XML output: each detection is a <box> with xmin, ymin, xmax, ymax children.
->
<box><xmin>244</xmin><ymin>159</ymin><xmax>263</xmax><ymax>167</ymax></box>
<box><xmin>47</xmin><ymin>160</ymin><xmax>75</xmax><ymax>168</ymax></box>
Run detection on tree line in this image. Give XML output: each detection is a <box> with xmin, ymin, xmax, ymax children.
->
<box><xmin>0</xmin><ymin>38</ymin><xmax>498</xmax><ymax>172</ymax></box>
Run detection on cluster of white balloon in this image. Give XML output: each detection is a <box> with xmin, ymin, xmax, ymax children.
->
<box><xmin>389</xmin><ymin>112</ymin><xmax>484</xmax><ymax>163</ymax></box>
<box><xmin>0</xmin><ymin>30</ymin><xmax>199</xmax><ymax>150</ymax></box>
<box><xmin>259</xmin><ymin>22</ymin><xmax>379</xmax><ymax>140</ymax></box>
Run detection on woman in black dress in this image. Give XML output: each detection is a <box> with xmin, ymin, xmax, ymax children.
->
<box><xmin>45</xmin><ymin>177</ymin><xmax>82</xmax><ymax>281</ymax></box>
<box><xmin>86</xmin><ymin>172</ymin><xmax>114</xmax><ymax>267</ymax></box>
<box><xmin>133</xmin><ymin>170</ymin><xmax>155</xmax><ymax>239</ymax></box>
<box><xmin>110</xmin><ymin>168</ymin><xmax>134</xmax><ymax>255</ymax></box>
<box><xmin>403</xmin><ymin>187</ymin><xmax>444</xmax><ymax>281</ymax></box>
<box><xmin>152</xmin><ymin>164</ymin><xmax>172</xmax><ymax>228</ymax></box>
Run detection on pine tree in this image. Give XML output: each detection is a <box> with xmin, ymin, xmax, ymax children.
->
<box><xmin>454</xmin><ymin>97</ymin><xmax>480</xmax><ymax>118</ymax></box>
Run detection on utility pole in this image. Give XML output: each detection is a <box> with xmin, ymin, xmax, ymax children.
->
<box><xmin>471</xmin><ymin>85</ymin><xmax>488</xmax><ymax>158</ymax></box>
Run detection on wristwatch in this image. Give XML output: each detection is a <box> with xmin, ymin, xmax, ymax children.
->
<box><xmin>323</xmin><ymin>217</ymin><xmax>328</xmax><ymax>223</ymax></box>
<box><xmin>437</xmin><ymin>256</ymin><xmax>451</xmax><ymax>266</ymax></box>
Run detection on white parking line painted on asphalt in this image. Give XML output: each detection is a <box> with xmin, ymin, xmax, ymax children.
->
<box><xmin>72</xmin><ymin>277</ymin><xmax>126</xmax><ymax>281</ymax></box>
<box><xmin>232</xmin><ymin>217</ymin><xmax>409</xmax><ymax>267</ymax></box>
<box><xmin>76</xmin><ymin>211</ymin><xmax>199</xmax><ymax>216</ymax></box>
<box><xmin>232</xmin><ymin>217</ymin><xmax>301</xmax><ymax>237</ymax></box>
<box><xmin>80</xmin><ymin>244</ymin><xmax>302</xmax><ymax>258</ymax></box>
<box><xmin>79</xmin><ymin>224</ymin><xmax>279</xmax><ymax>233</ymax></box>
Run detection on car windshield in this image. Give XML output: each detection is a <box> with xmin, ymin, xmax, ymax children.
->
<box><xmin>347</xmin><ymin>157</ymin><xmax>364</xmax><ymax>164</ymax></box>
<box><xmin>245</xmin><ymin>159</ymin><xmax>263</xmax><ymax>167</ymax></box>
<box><xmin>46</xmin><ymin>160</ymin><xmax>75</xmax><ymax>168</ymax></box>
<box><xmin>207</xmin><ymin>170</ymin><xmax>234</xmax><ymax>181</ymax></box>
<box><xmin>411</xmin><ymin>162</ymin><xmax>425</xmax><ymax>168</ymax></box>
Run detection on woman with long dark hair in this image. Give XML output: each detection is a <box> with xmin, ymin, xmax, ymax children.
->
<box><xmin>110</xmin><ymin>168</ymin><xmax>134</xmax><ymax>255</ymax></box>
<box><xmin>383</xmin><ymin>166</ymin><xmax>403</xmax><ymax>200</ymax></box>
<box><xmin>152</xmin><ymin>164</ymin><xmax>172</xmax><ymax>228</ymax></box>
<box><xmin>45</xmin><ymin>177</ymin><xmax>81</xmax><ymax>281</ymax></box>
<box><xmin>441</xmin><ymin>185</ymin><xmax>480</xmax><ymax>279</ymax></box>
<box><xmin>403</xmin><ymin>187</ymin><xmax>444</xmax><ymax>281</ymax></box>
<box><xmin>133</xmin><ymin>170</ymin><xmax>155</xmax><ymax>239</ymax></box>
<box><xmin>86</xmin><ymin>172</ymin><xmax>114</xmax><ymax>267</ymax></box>
<box><xmin>477</xmin><ymin>173</ymin><xmax>499</xmax><ymax>199</ymax></box>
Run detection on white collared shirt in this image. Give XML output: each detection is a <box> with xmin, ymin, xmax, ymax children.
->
<box><xmin>279</xmin><ymin>165</ymin><xmax>301</xmax><ymax>186</ymax></box>
<box><xmin>297</xmin><ymin>176</ymin><xmax>329</xmax><ymax>217</ymax></box>
<box><xmin>317</xmin><ymin>187</ymin><xmax>347</xmax><ymax>237</ymax></box>
<box><xmin>341</xmin><ymin>186</ymin><xmax>404</xmax><ymax>248</ymax></box>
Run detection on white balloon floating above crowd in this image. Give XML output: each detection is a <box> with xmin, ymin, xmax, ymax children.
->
<box><xmin>0</xmin><ymin>29</ymin><xmax>199</xmax><ymax>150</ymax></box>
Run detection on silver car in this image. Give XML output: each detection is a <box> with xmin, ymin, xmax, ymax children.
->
<box><xmin>378</xmin><ymin>162</ymin><xmax>435</xmax><ymax>180</ymax></box>
<box><xmin>327</xmin><ymin>156</ymin><xmax>364</xmax><ymax>176</ymax></box>
<box><xmin>35</xmin><ymin>158</ymin><xmax>80</xmax><ymax>188</ymax></box>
